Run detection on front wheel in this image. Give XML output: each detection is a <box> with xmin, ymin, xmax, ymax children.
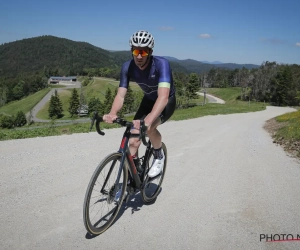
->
<box><xmin>83</xmin><ymin>152</ymin><xmax>128</xmax><ymax>235</ymax></box>
<box><xmin>141</xmin><ymin>142</ymin><xmax>167</xmax><ymax>204</ymax></box>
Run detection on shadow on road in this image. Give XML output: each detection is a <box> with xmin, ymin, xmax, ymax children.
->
<box><xmin>84</xmin><ymin>188</ymin><xmax>162</xmax><ymax>239</ymax></box>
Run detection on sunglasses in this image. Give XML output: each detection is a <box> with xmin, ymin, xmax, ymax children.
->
<box><xmin>132</xmin><ymin>49</ymin><xmax>149</xmax><ymax>57</ymax></box>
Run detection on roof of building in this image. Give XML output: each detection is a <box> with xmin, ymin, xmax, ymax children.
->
<box><xmin>50</xmin><ymin>76</ymin><xmax>77</xmax><ymax>80</ymax></box>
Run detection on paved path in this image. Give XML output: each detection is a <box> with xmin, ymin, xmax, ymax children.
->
<box><xmin>29</xmin><ymin>81</ymin><xmax>87</xmax><ymax>123</ymax></box>
<box><xmin>1</xmin><ymin>106</ymin><xmax>299</xmax><ymax>250</ymax></box>
<box><xmin>197</xmin><ymin>92</ymin><xmax>226</xmax><ymax>104</ymax></box>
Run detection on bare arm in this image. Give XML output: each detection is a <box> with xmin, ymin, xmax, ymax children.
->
<box><xmin>109</xmin><ymin>87</ymin><xmax>127</xmax><ymax>115</ymax></box>
<box><xmin>103</xmin><ymin>87</ymin><xmax>127</xmax><ymax>123</ymax></box>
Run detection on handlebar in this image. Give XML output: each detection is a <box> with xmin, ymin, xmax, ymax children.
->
<box><xmin>90</xmin><ymin>112</ymin><xmax>149</xmax><ymax>146</ymax></box>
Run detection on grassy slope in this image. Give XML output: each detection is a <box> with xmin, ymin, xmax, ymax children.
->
<box><xmin>36</xmin><ymin>89</ymin><xmax>73</xmax><ymax>119</ymax></box>
<box><xmin>0</xmin><ymin>88</ymin><xmax>50</xmax><ymax>116</ymax></box>
<box><xmin>273</xmin><ymin>110</ymin><xmax>300</xmax><ymax>156</ymax></box>
<box><xmin>206</xmin><ymin>87</ymin><xmax>242</xmax><ymax>103</ymax></box>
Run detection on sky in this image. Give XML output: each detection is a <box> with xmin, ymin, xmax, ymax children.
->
<box><xmin>0</xmin><ymin>0</ymin><xmax>299</xmax><ymax>65</ymax></box>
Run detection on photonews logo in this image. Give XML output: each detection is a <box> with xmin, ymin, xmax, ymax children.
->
<box><xmin>260</xmin><ymin>234</ymin><xmax>300</xmax><ymax>242</ymax></box>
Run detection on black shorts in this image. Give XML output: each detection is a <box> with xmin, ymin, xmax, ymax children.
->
<box><xmin>133</xmin><ymin>95</ymin><xmax>176</xmax><ymax>124</ymax></box>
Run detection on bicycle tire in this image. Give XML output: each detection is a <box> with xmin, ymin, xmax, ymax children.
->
<box><xmin>141</xmin><ymin>142</ymin><xmax>167</xmax><ymax>204</ymax></box>
<box><xmin>83</xmin><ymin>152</ymin><xmax>128</xmax><ymax>235</ymax></box>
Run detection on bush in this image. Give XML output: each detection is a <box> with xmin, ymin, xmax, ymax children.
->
<box><xmin>0</xmin><ymin>115</ymin><xmax>14</xmax><ymax>129</ymax></box>
<box><xmin>14</xmin><ymin>111</ymin><xmax>27</xmax><ymax>127</ymax></box>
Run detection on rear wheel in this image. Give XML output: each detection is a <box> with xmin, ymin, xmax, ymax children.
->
<box><xmin>141</xmin><ymin>142</ymin><xmax>167</xmax><ymax>203</ymax></box>
<box><xmin>83</xmin><ymin>152</ymin><xmax>128</xmax><ymax>235</ymax></box>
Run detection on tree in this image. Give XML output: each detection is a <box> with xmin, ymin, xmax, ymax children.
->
<box><xmin>173</xmin><ymin>75</ymin><xmax>184</xmax><ymax>97</ymax></box>
<box><xmin>88</xmin><ymin>97</ymin><xmax>103</xmax><ymax>115</ymax></box>
<box><xmin>48</xmin><ymin>90</ymin><xmax>63</xmax><ymax>119</ymax></box>
<box><xmin>250</xmin><ymin>61</ymin><xmax>278</xmax><ymax>102</ymax></box>
<box><xmin>30</xmin><ymin>75</ymin><xmax>47</xmax><ymax>93</ymax></box>
<box><xmin>122</xmin><ymin>86</ymin><xmax>135</xmax><ymax>114</ymax></box>
<box><xmin>0</xmin><ymin>83</ymin><xmax>8</xmax><ymax>106</ymax></box>
<box><xmin>14</xmin><ymin>111</ymin><xmax>27</xmax><ymax>127</ymax></box>
<box><xmin>186</xmin><ymin>73</ymin><xmax>199</xmax><ymax>100</ymax></box>
<box><xmin>68</xmin><ymin>88</ymin><xmax>80</xmax><ymax>117</ymax></box>
<box><xmin>103</xmin><ymin>88</ymin><xmax>114</xmax><ymax>114</ymax></box>
<box><xmin>12</xmin><ymin>81</ymin><xmax>25</xmax><ymax>100</ymax></box>
<box><xmin>270</xmin><ymin>66</ymin><xmax>295</xmax><ymax>106</ymax></box>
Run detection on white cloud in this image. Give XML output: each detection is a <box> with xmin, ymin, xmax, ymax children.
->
<box><xmin>296</xmin><ymin>42</ymin><xmax>300</xmax><ymax>47</ymax></box>
<box><xmin>199</xmin><ymin>33</ymin><xmax>212</xmax><ymax>39</ymax></box>
<box><xmin>159</xmin><ymin>27</ymin><xmax>174</xmax><ymax>31</ymax></box>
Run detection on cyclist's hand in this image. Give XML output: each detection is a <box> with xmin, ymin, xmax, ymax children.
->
<box><xmin>103</xmin><ymin>114</ymin><xmax>117</xmax><ymax>124</ymax></box>
<box><xmin>132</xmin><ymin>120</ymin><xmax>141</xmax><ymax>130</ymax></box>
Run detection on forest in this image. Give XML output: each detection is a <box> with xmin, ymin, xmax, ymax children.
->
<box><xmin>1</xmin><ymin>35</ymin><xmax>299</xmax><ymax>107</ymax></box>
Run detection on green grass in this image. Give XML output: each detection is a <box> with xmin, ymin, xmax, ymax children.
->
<box><xmin>272</xmin><ymin>110</ymin><xmax>300</xmax><ymax>157</ymax></box>
<box><xmin>36</xmin><ymin>89</ymin><xmax>80</xmax><ymax>119</ymax></box>
<box><xmin>205</xmin><ymin>87</ymin><xmax>242</xmax><ymax>102</ymax></box>
<box><xmin>86</xmin><ymin>78</ymin><xmax>141</xmax><ymax>101</ymax></box>
<box><xmin>0</xmin><ymin>120</ymin><xmax>120</xmax><ymax>141</ymax></box>
<box><xmin>48</xmin><ymin>84</ymin><xmax>66</xmax><ymax>88</ymax></box>
<box><xmin>172</xmin><ymin>102</ymin><xmax>266</xmax><ymax>120</ymax></box>
<box><xmin>1</xmin><ymin>101</ymin><xmax>267</xmax><ymax>141</ymax></box>
<box><xmin>275</xmin><ymin>110</ymin><xmax>300</xmax><ymax>140</ymax></box>
<box><xmin>0</xmin><ymin>88</ymin><xmax>51</xmax><ymax>116</ymax></box>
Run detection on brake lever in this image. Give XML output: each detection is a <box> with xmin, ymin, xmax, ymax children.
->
<box><xmin>96</xmin><ymin>116</ymin><xmax>105</xmax><ymax>136</ymax></box>
<box><xmin>90</xmin><ymin>111</ymin><xmax>105</xmax><ymax>135</ymax></box>
<box><xmin>139</xmin><ymin>120</ymin><xmax>149</xmax><ymax>146</ymax></box>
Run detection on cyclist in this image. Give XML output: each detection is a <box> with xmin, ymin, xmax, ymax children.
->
<box><xmin>103</xmin><ymin>30</ymin><xmax>176</xmax><ymax>178</ymax></box>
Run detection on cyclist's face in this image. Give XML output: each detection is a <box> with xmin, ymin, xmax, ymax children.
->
<box><xmin>132</xmin><ymin>47</ymin><xmax>152</xmax><ymax>69</ymax></box>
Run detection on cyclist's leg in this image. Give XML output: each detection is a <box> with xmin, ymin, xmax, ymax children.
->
<box><xmin>147</xmin><ymin>95</ymin><xmax>176</xmax><ymax>146</ymax></box>
<box><xmin>129</xmin><ymin>96</ymin><xmax>154</xmax><ymax>156</ymax></box>
<box><xmin>147</xmin><ymin>95</ymin><xmax>176</xmax><ymax>177</ymax></box>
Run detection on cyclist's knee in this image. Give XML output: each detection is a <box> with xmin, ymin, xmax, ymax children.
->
<box><xmin>147</xmin><ymin>118</ymin><xmax>161</xmax><ymax>135</ymax></box>
<box><xmin>129</xmin><ymin>137</ymin><xmax>141</xmax><ymax>148</ymax></box>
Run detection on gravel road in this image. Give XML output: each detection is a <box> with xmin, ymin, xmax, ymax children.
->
<box><xmin>197</xmin><ymin>92</ymin><xmax>226</xmax><ymax>104</ymax></box>
<box><xmin>29</xmin><ymin>81</ymin><xmax>82</xmax><ymax>123</ymax></box>
<box><xmin>1</xmin><ymin>106</ymin><xmax>299</xmax><ymax>250</ymax></box>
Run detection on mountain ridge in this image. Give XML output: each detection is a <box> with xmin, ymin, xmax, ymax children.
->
<box><xmin>161</xmin><ymin>56</ymin><xmax>259</xmax><ymax>69</ymax></box>
<box><xmin>0</xmin><ymin>35</ymin><xmax>259</xmax><ymax>83</ymax></box>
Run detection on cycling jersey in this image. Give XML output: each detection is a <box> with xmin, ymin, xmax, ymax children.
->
<box><xmin>119</xmin><ymin>56</ymin><xmax>176</xmax><ymax>101</ymax></box>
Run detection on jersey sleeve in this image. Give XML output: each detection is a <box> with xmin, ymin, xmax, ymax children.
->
<box><xmin>119</xmin><ymin>60</ymin><xmax>131</xmax><ymax>89</ymax></box>
<box><xmin>158</xmin><ymin>58</ymin><xmax>172</xmax><ymax>88</ymax></box>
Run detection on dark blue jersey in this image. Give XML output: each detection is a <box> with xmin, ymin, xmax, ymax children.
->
<box><xmin>119</xmin><ymin>56</ymin><xmax>175</xmax><ymax>101</ymax></box>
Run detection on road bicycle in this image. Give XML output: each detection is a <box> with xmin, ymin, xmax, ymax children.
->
<box><xmin>83</xmin><ymin>112</ymin><xmax>167</xmax><ymax>235</ymax></box>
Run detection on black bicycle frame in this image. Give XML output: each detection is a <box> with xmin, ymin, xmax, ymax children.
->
<box><xmin>116</xmin><ymin>125</ymin><xmax>153</xmax><ymax>190</ymax></box>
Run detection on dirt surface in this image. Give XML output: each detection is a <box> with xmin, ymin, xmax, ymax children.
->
<box><xmin>264</xmin><ymin>118</ymin><xmax>300</xmax><ymax>159</ymax></box>
<box><xmin>1</xmin><ymin>106</ymin><xmax>300</xmax><ymax>250</ymax></box>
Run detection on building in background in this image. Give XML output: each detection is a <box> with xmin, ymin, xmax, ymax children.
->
<box><xmin>49</xmin><ymin>76</ymin><xmax>77</xmax><ymax>84</ymax></box>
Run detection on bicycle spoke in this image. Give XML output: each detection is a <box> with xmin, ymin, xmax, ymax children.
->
<box><xmin>83</xmin><ymin>152</ymin><xmax>128</xmax><ymax>235</ymax></box>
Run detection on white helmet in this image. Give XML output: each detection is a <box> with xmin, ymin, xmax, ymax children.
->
<box><xmin>129</xmin><ymin>30</ymin><xmax>155</xmax><ymax>49</ymax></box>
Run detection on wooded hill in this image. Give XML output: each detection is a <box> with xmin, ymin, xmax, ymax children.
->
<box><xmin>1</xmin><ymin>35</ymin><xmax>299</xmax><ymax>108</ymax></box>
<box><xmin>1</xmin><ymin>35</ymin><xmax>260</xmax><ymax>83</ymax></box>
